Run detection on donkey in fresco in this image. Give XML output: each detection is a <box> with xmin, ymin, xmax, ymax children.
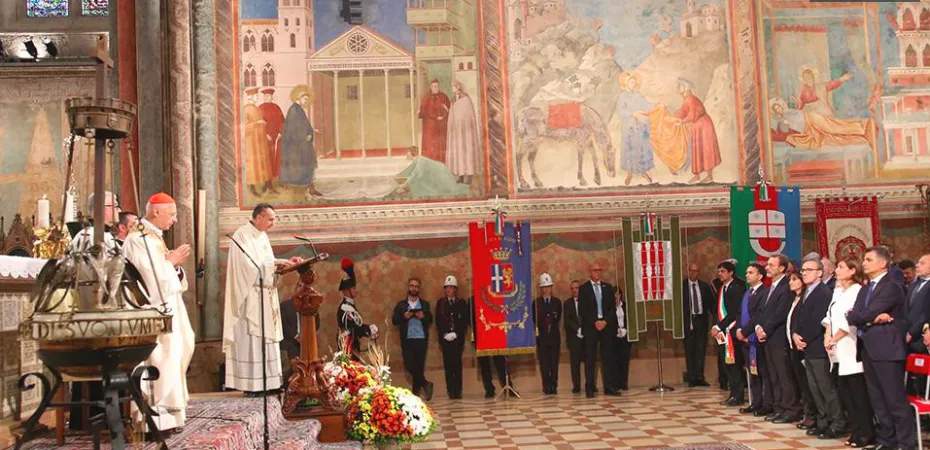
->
<box><xmin>514</xmin><ymin>104</ymin><xmax>616</xmax><ymax>189</ymax></box>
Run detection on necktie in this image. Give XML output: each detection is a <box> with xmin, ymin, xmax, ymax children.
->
<box><xmin>594</xmin><ymin>283</ymin><xmax>603</xmax><ymax>318</ymax></box>
<box><xmin>908</xmin><ymin>282</ymin><xmax>922</xmax><ymax>308</ymax></box>
<box><xmin>691</xmin><ymin>283</ymin><xmax>701</xmax><ymax>315</ymax></box>
<box><xmin>296</xmin><ymin>310</ymin><xmax>301</xmax><ymax>339</ymax></box>
<box><xmin>857</xmin><ymin>281</ymin><xmax>877</xmax><ymax>337</ymax></box>
<box><xmin>574</xmin><ymin>298</ymin><xmax>579</xmax><ymax>317</ymax></box>
<box><xmin>865</xmin><ymin>281</ymin><xmax>876</xmax><ymax>307</ymax></box>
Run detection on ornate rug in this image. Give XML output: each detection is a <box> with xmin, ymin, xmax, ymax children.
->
<box><xmin>640</xmin><ymin>445</ymin><xmax>755</xmax><ymax>450</ymax></box>
<box><xmin>13</xmin><ymin>396</ymin><xmax>361</xmax><ymax>450</ymax></box>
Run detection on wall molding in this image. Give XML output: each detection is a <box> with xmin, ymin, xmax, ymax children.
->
<box><xmin>219</xmin><ymin>184</ymin><xmax>926</xmax><ymax>244</ymax></box>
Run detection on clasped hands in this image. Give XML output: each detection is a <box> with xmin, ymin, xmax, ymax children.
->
<box><xmin>792</xmin><ymin>333</ymin><xmax>807</xmax><ymax>351</ymax></box>
<box><xmin>595</xmin><ymin>320</ymin><xmax>607</xmax><ymax>331</ymax></box>
<box><xmin>403</xmin><ymin>310</ymin><xmax>426</xmax><ymax>320</ymax></box>
<box><xmin>166</xmin><ymin>244</ymin><xmax>192</xmax><ymax>267</ymax></box>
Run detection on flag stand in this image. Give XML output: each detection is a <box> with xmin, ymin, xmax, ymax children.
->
<box><xmin>495</xmin><ymin>357</ymin><xmax>520</xmax><ymax>400</ymax></box>
<box><xmin>648</xmin><ymin>324</ymin><xmax>674</xmax><ymax>393</ymax></box>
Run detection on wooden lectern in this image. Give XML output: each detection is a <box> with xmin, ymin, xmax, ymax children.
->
<box><xmin>276</xmin><ymin>253</ymin><xmax>347</xmax><ymax>442</ymax></box>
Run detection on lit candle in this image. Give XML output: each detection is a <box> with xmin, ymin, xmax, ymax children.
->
<box><xmin>37</xmin><ymin>195</ymin><xmax>50</xmax><ymax>229</ymax></box>
<box><xmin>64</xmin><ymin>192</ymin><xmax>75</xmax><ymax>222</ymax></box>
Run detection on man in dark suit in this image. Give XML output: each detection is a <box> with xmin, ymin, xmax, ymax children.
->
<box><xmin>613</xmin><ymin>286</ymin><xmax>631</xmax><ymax>391</ymax></box>
<box><xmin>533</xmin><ymin>273</ymin><xmax>562</xmax><ymax>395</ymax></box>
<box><xmin>752</xmin><ymin>254</ymin><xmax>802</xmax><ymax>423</ymax></box>
<box><xmin>469</xmin><ymin>296</ymin><xmax>508</xmax><ymax>398</ymax></box>
<box><xmin>392</xmin><ymin>277</ymin><xmax>434</xmax><ymax>400</ymax></box>
<box><xmin>795</xmin><ymin>256</ymin><xmax>844</xmax><ymax>438</ymax></box>
<box><xmin>906</xmin><ymin>255</ymin><xmax>930</xmax><ymax>355</ymax></box>
<box><xmin>280</xmin><ymin>298</ymin><xmax>301</xmax><ymax>362</ymax></box>
<box><xmin>435</xmin><ymin>275</ymin><xmax>470</xmax><ymax>399</ymax></box>
<box><xmin>883</xmin><ymin>245</ymin><xmax>908</xmax><ymax>292</ymax></box>
<box><xmin>901</xmin><ymin>259</ymin><xmax>917</xmax><ymax>286</ymax></box>
<box><xmin>578</xmin><ymin>263</ymin><xmax>621</xmax><ymax>398</ymax></box>
<box><xmin>821</xmin><ymin>256</ymin><xmax>836</xmax><ymax>291</ymax></box>
<box><xmin>711</xmin><ymin>260</ymin><xmax>747</xmax><ymax>406</ymax></box>
<box><xmin>847</xmin><ymin>246</ymin><xmax>916</xmax><ymax>450</ymax></box>
<box><xmin>683</xmin><ymin>263</ymin><xmax>715</xmax><ymax>387</ymax></box>
<box><xmin>563</xmin><ymin>280</ymin><xmax>585</xmax><ymax>394</ymax></box>
<box><xmin>734</xmin><ymin>262</ymin><xmax>770</xmax><ymax>416</ymax></box>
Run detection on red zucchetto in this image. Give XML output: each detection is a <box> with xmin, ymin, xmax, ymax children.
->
<box><xmin>147</xmin><ymin>192</ymin><xmax>175</xmax><ymax>204</ymax></box>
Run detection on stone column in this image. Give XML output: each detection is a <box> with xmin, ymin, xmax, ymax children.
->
<box><xmin>117</xmin><ymin>0</ymin><xmax>140</xmax><ymax>212</ymax></box>
<box><xmin>334</xmin><ymin>70</ymin><xmax>341</xmax><ymax>158</ymax></box>
<box><xmin>359</xmin><ymin>69</ymin><xmax>365</xmax><ymax>157</ymax></box>
<box><xmin>193</xmin><ymin>0</ymin><xmax>222</xmax><ymax>339</ymax></box>
<box><xmin>135</xmin><ymin>0</ymin><xmax>167</xmax><ymax>197</ymax></box>
<box><xmin>167</xmin><ymin>0</ymin><xmax>199</xmax><ymax>337</ymax></box>
<box><xmin>384</xmin><ymin>69</ymin><xmax>391</xmax><ymax>156</ymax></box>
<box><xmin>409</xmin><ymin>68</ymin><xmax>417</xmax><ymax>154</ymax></box>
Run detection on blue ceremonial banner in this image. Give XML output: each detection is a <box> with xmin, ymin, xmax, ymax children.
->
<box><xmin>469</xmin><ymin>221</ymin><xmax>536</xmax><ymax>356</ymax></box>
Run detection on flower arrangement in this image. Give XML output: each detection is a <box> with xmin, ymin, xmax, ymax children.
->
<box><xmin>324</xmin><ymin>332</ymin><xmax>438</xmax><ymax>446</ymax></box>
<box><xmin>324</xmin><ymin>338</ymin><xmax>392</xmax><ymax>409</ymax></box>
<box><xmin>346</xmin><ymin>385</ymin><xmax>437</xmax><ymax>446</ymax></box>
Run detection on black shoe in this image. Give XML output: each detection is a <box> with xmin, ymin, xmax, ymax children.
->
<box><xmin>572</xmin><ymin>387</ymin><xmax>581</xmax><ymax>394</ymax></box>
<box><xmin>797</xmin><ymin>419</ymin><xmax>816</xmax><ymax>429</ymax></box>
<box><xmin>726</xmin><ymin>398</ymin><xmax>744</xmax><ymax>407</ymax></box>
<box><xmin>719</xmin><ymin>397</ymin><xmax>735</xmax><ymax>406</ymax></box>
<box><xmin>818</xmin><ymin>429</ymin><xmax>843</xmax><ymax>439</ymax></box>
<box><xmin>806</xmin><ymin>427</ymin><xmax>824</xmax><ymax>436</ymax></box>
<box><xmin>604</xmin><ymin>389</ymin><xmax>622</xmax><ymax>396</ymax></box>
<box><xmin>484</xmin><ymin>391</ymin><xmax>494</xmax><ymax>399</ymax></box>
<box><xmin>586</xmin><ymin>391</ymin><xmax>595</xmax><ymax>398</ymax></box>
<box><xmin>764</xmin><ymin>412</ymin><xmax>780</xmax><ymax>421</ymax></box>
<box><xmin>739</xmin><ymin>406</ymin><xmax>757</xmax><ymax>414</ymax></box>
<box><xmin>423</xmin><ymin>382</ymin><xmax>434</xmax><ymax>401</ymax></box>
<box><xmin>688</xmin><ymin>381</ymin><xmax>698</xmax><ymax>387</ymax></box>
<box><xmin>773</xmin><ymin>415</ymin><xmax>799</xmax><ymax>424</ymax></box>
<box><xmin>694</xmin><ymin>380</ymin><xmax>711</xmax><ymax>387</ymax></box>
<box><xmin>754</xmin><ymin>408</ymin><xmax>774</xmax><ymax>417</ymax></box>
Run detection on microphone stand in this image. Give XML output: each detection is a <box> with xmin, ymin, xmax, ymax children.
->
<box><xmin>226</xmin><ymin>234</ymin><xmax>270</xmax><ymax>450</ymax></box>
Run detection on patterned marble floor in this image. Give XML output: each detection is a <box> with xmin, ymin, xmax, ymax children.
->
<box><xmin>412</xmin><ymin>385</ymin><xmax>852</xmax><ymax>450</ymax></box>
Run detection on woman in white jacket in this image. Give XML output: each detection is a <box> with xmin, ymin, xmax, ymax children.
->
<box><xmin>823</xmin><ymin>257</ymin><xmax>874</xmax><ymax>448</ymax></box>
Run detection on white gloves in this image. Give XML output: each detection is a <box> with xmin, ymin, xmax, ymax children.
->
<box><xmin>369</xmin><ymin>324</ymin><xmax>379</xmax><ymax>339</ymax></box>
<box><xmin>576</xmin><ymin>329</ymin><xmax>583</xmax><ymax>339</ymax></box>
<box><xmin>617</xmin><ymin>328</ymin><xmax>628</xmax><ymax>339</ymax></box>
<box><xmin>443</xmin><ymin>332</ymin><xmax>457</xmax><ymax>342</ymax></box>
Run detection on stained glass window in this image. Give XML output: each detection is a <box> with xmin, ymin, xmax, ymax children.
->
<box><xmin>82</xmin><ymin>0</ymin><xmax>109</xmax><ymax>16</ymax></box>
<box><xmin>26</xmin><ymin>0</ymin><xmax>69</xmax><ymax>18</ymax></box>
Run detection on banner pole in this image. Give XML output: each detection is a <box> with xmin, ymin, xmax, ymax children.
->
<box><xmin>649</xmin><ymin>323</ymin><xmax>674</xmax><ymax>393</ymax></box>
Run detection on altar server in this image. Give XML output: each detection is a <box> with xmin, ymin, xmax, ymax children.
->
<box><xmin>122</xmin><ymin>192</ymin><xmax>195</xmax><ymax>432</ymax></box>
<box><xmin>224</xmin><ymin>203</ymin><xmax>302</xmax><ymax>395</ymax></box>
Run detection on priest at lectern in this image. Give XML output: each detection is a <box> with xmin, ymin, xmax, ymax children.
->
<box><xmin>224</xmin><ymin>203</ymin><xmax>302</xmax><ymax>395</ymax></box>
<box><xmin>122</xmin><ymin>192</ymin><xmax>196</xmax><ymax>433</ymax></box>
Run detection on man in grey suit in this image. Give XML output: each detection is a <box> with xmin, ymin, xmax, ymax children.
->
<box><xmin>847</xmin><ymin>246</ymin><xmax>916</xmax><ymax>450</ymax></box>
<box><xmin>563</xmin><ymin>280</ymin><xmax>585</xmax><ymax>394</ymax></box>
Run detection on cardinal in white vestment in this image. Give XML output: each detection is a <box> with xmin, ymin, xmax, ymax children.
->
<box><xmin>122</xmin><ymin>192</ymin><xmax>195</xmax><ymax>432</ymax></box>
<box><xmin>223</xmin><ymin>203</ymin><xmax>302</xmax><ymax>394</ymax></box>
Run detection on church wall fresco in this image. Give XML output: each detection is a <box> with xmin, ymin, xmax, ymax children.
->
<box><xmin>231</xmin><ymin>0</ymin><xmax>488</xmax><ymax>207</ymax></box>
<box><xmin>0</xmin><ymin>74</ymin><xmax>97</xmax><ymax>225</ymax></box>
<box><xmin>759</xmin><ymin>1</ymin><xmax>930</xmax><ymax>185</ymax></box>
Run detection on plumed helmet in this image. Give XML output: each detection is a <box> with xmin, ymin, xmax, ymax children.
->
<box><xmin>538</xmin><ymin>273</ymin><xmax>554</xmax><ymax>287</ymax></box>
<box><xmin>444</xmin><ymin>275</ymin><xmax>458</xmax><ymax>287</ymax></box>
<box><xmin>339</xmin><ymin>257</ymin><xmax>356</xmax><ymax>291</ymax></box>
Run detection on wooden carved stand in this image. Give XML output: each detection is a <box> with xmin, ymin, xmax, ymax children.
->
<box><xmin>277</xmin><ymin>255</ymin><xmax>347</xmax><ymax>442</ymax></box>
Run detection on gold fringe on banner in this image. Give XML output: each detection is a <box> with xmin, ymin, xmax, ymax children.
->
<box><xmin>476</xmin><ymin>347</ymin><xmax>537</xmax><ymax>357</ymax></box>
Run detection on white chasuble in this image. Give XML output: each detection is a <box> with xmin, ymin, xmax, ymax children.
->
<box><xmin>122</xmin><ymin>219</ymin><xmax>195</xmax><ymax>431</ymax></box>
<box><xmin>222</xmin><ymin>222</ymin><xmax>283</xmax><ymax>391</ymax></box>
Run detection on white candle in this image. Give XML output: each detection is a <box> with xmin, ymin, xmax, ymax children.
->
<box><xmin>64</xmin><ymin>192</ymin><xmax>75</xmax><ymax>222</ymax></box>
<box><xmin>37</xmin><ymin>195</ymin><xmax>50</xmax><ymax>229</ymax></box>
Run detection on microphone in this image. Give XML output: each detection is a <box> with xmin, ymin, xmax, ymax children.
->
<box><xmin>294</xmin><ymin>235</ymin><xmax>319</xmax><ymax>257</ymax></box>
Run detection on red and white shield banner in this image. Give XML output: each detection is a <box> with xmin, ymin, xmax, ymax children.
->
<box><xmin>633</xmin><ymin>241</ymin><xmax>672</xmax><ymax>302</ymax></box>
<box><xmin>815</xmin><ymin>197</ymin><xmax>881</xmax><ymax>262</ymax></box>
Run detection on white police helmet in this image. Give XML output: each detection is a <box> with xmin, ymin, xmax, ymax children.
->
<box><xmin>538</xmin><ymin>273</ymin><xmax>554</xmax><ymax>287</ymax></box>
<box><xmin>444</xmin><ymin>275</ymin><xmax>458</xmax><ymax>287</ymax></box>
